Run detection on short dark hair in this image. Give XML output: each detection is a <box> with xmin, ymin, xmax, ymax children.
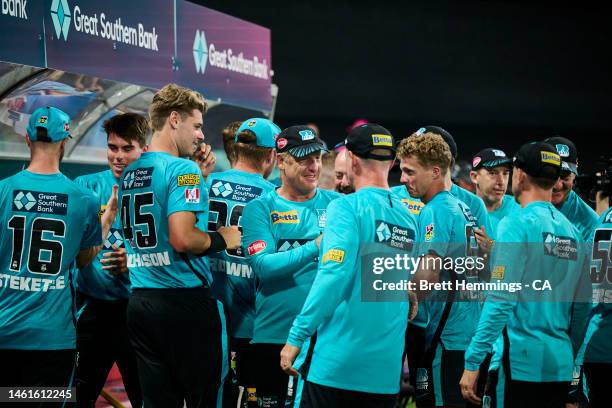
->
<box><xmin>526</xmin><ymin>172</ymin><xmax>557</xmax><ymax>190</ymax></box>
<box><xmin>35</xmin><ymin>128</ymin><xmax>52</xmax><ymax>143</ymax></box>
<box><xmin>222</xmin><ymin>121</ymin><xmax>242</xmax><ymax>165</ymax></box>
<box><xmin>103</xmin><ymin>113</ymin><xmax>149</xmax><ymax>147</ymax></box>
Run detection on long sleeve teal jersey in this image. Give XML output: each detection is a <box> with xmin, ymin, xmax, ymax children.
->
<box><xmin>417</xmin><ymin>191</ymin><xmax>482</xmax><ymax>351</ymax></box>
<box><xmin>242</xmin><ymin>188</ymin><xmax>340</xmax><ymax>344</ymax></box>
<box><xmin>287</xmin><ymin>187</ymin><xmax>419</xmax><ymax>394</ymax></box>
<box><xmin>450</xmin><ymin>183</ymin><xmax>494</xmax><ymax>239</ymax></box>
<box><xmin>206</xmin><ymin>169</ymin><xmax>276</xmax><ymax>339</ymax></box>
<box><xmin>558</xmin><ymin>190</ymin><xmax>599</xmax><ymax>242</ymax></box>
<box><xmin>489</xmin><ymin>195</ymin><xmax>521</xmax><ymax>235</ymax></box>
<box><xmin>118</xmin><ymin>152</ymin><xmax>212</xmax><ymax>289</ymax></box>
<box><xmin>0</xmin><ymin>170</ymin><xmax>102</xmax><ymax>349</ymax></box>
<box><xmin>465</xmin><ymin>202</ymin><xmax>592</xmax><ymax>382</ymax></box>
<box><xmin>583</xmin><ymin>207</ymin><xmax>612</xmax><ymax>364</ymax></box>
<box><xmin>74</xmin><ymin>170</ymin><xmax>130</xmax><ymax>300</ymax></box>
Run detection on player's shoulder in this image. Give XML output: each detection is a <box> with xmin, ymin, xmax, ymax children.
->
<box><xmin>245</xmin><ymin>187</ymin><xmax>276</xmax><ymax>211</ymax></box>
<box><xmin>74</xmin><ymin>169</ymin><xmax>112</xmax><ymax>188</ymax></box>
<box><xmin>317</xmin><ymin>188</ymin><xmax>342</xmax><ymax>203</ymax></box>
<box><xmin>572</xmin><ymin>191</ymin><xmax>598</xmax><ymax>220</ymax></box>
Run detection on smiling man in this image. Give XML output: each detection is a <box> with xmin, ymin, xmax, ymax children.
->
<box><xmin>241</xmin><ymin>125</ymin><xmax>340</xmax><ymax>407</ymax></box>
<box><xmin>74</xmin><ymin>113</ymin><xmax>149</xmax><ymax>407</ymax></box>
<box><xmin>469</xmin><ymin>148</ymin><xmax>520</xmax><ymax>235</ymax></box>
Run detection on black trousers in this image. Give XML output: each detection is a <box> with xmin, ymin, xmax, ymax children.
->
<box><xmin>300</xmin><ymin>381</ymin><xmax>397</xmax><ymax>408</ymax></box>
<box><xmin>127</xmin><ymin>287</ymin><xmax>229</xmax><ymax>408</ymax></box>
<box><xmin>249</xmin><ymin>343</ymin><xmax>290</xmax><ymax>408</ymax></box>
<box><xmin>584</xmin><ymin>362</ymin><xmax>610</xmax><ymax>408</ymax></box>
<box><xmin>75</xmin><ymin>292</ymin><xmax>142</xmax><ymax>408</ymax></box>
<box><xmin>486</xmin><ymin>368</ymin><xmax>570</xmax><ymax>408</ymax></box>
<box><xmin>0</xmin><ymin>349</ymin><xmax>76</xmax><ymax>408</ymax></box>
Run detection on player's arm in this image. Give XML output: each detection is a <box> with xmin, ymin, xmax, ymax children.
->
<box><xmin>242</xmin><ymin>200</ymin><xmax>321</xmax><ymax>282</ymax></box>
<box><xmin>286</xmin><ymin>198</ymin><xmax>357</xmax><ymax>348</ymax></box>
<box><xmin>568</xmin><ymin>243</ymin><xmax>593</xmax><ymax>356</ymax></box>
<box><xmin>76</xmin><ymin>188</ymin><xmax>117</xmax><ymax>268</ymax></box>
<box><xmin>167</xmin><ymin>162</ymin><xmax>240</xmax><ymax>255</ymax></box>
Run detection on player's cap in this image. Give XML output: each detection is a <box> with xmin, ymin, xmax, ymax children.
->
<box><xmin>513</xmin><ymin>142</ymin><xmax>561</xmax><ymax>181</ymax></box>
<box><xmin>415</xmin><ymin>125</ymin><xmax>457</xmax><ymax>159</ymax></box>
<box><xmin>27</xmin><ymin>106</ymin><xmax>71</xmax><ymax>142</ymax></box>
<box><xmin>543</xmin><ymin>136</ymin><xmax>578</xmax><ymax>174</ymax></box>
<box><xmin>235</xmin><ymin>118</ymin><xmax>280</xmax><ymax>148</ymax></box>
<box><xmin>345</xmin><ymin>123</ymin><xmax>396</xmax><ymax>161</ymax></box>
<box><xmin>472</xmin><ymin>148</ymin><xmax>511</xmax><ymax>170</ymax></box>
<box><xmin>276</xmin><ymin>125</ymin><xmax>327</xmax><ymax>158</ymax></box>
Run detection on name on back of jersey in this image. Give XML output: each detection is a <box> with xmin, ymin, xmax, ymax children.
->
<box><xmin>210</xmin><ymin>258</ymin><xmax>252</xmax><ymax>278</ymax></box>
<box><xmin>127</xmin><ymin>251</ymin><xmax>171</xmax><ymax>267</ymax></box>
<box><xmin>209</xmin><ymin>181</ymin><xmax>263</xmax><ymax>203</ymax></box>
<box><xmin>122</xmin><ymin>167</ymin><xmax>153</xmax><ymax>190</ymax></box>
<box><xmin>0</xmin><ymin>274</ymin><xmax>66</xmax><ymax>292</ymax></box>
<box><xmin>12</xmin><ymin>190</ymin><xmax>68</xmax><ymax>215</ymax></box>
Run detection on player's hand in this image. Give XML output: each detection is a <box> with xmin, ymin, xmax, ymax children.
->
<box><xmin>218</xmin><ymin>226</ymin><xmax>241</xmax><ymax>250</ymax></box>
<box><xmin>101</xmin><ymin>245</ymin><xmax>128</xmax><ymax>275</ymax></box>
<box><xmin>280</xmin><ymin>344</ymin><xmax>301</xmax><ymax>376</ymax></box>
<box><xmin>193</xmin><ymin>143</ymin><xmax>216</xmax><ymax>179</ymax></box>
<box><xmin>315</xmin><ymin>234</ymin><xmax>323</xmax><ymax>249</ymax></box>
<box><xmin>474</xmin><ymin>226</ymin><xmax>493</xmax><ymax>255</ymax></box>
<box><xmin>408</xmin><ymin>291</ymin><xmax>418</xmax><ymax>321</ymax></box>
<box><xmin>460</xmin><ymin>369</ymin><xmax>481</xmax><ymax>405</ymax></box>
<box><xmin>101</xmin><ymin>185</ymin><xmax>119</xmax><ymax>227</ymax></box>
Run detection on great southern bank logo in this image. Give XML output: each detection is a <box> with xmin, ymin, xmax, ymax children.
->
<box><xmin>50</xmin><ymin>0</ymin><xmax>71</xmax><ymax>41</ymax></box>
<box><xmin>193</xmin><ymin>30</ymin><xmax>208</xmax><ymax>74</ymax></box>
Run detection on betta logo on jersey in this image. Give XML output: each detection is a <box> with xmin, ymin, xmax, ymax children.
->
<box><xmin>122</xmin><ymin>167</ymin><xmax>153</xmax><ymax>190</ymax></box>
<box><xmin>270</xmin><ymin>209</ymin><xmax>299</xmax><ymax>224</ymax></box>
<box><xmin>401</xmin><ymin>199</ymin><xmax>423</xmax><ymax>215</ymax></box>
<box><xmin>247</xmin><ymin>240</ymin><xmax>267</xmax><ymax>256</ymax></box>
<box><xmin>371</xmin><ymin>134</ymin><xmax>393</xmax><ymax>147</ymax></box>
<box><xmin>425</xmin><ymin>223</ymin><xmax>435</xmax><ymax>241</ymax></box>
<box><xmin>177</xmin><ymin>173</ymin><xmax>201</xmax><ymax>187</ymax></box>
<box><xmin>185</xmin><ymin>187</ymin><xmax>200</xmax><ymax>203</ymax></box>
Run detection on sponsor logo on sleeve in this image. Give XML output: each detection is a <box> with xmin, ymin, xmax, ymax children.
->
<box><xmin>177</xmin><ymin>173</ymin><xmax>201</xmax><ymax>186</ymax></box>
<box><xmin>371</xmin><ymin>134</ymin><xmax>393</xmax><ymax>147</ymax></box>
<box><xmin>247</xmin><ymin>240</ymin><xmax>267</xmax><ymax>256</ymax></box>
<box><xmin>185</xmin><ymin>187</ymin><xmax>200</xmax><ymax>203</ymax></box>
<box><xmin>540</xmin><ymin>151</ymin><xmax>561</xmax><ymax>166</ymax></box>
<box><xmin>491</xmin><ymin>265</ymin><xmax>505</xmax><ymax>280</ymax></box>
<box><xmin>322</xmin><ymin>248</ymin><xmax>345</xmax><ymax>264</ymax></box>
<box><xmin>270</xmin><ymin>209</ymin><xmax>299</xmax><ymax>224</ymax></box>
<box><xmin>400</xmin><ymin>198</ymin><xmax>424</xmax><ymax>215</ymax></box>
<box><xmin>425</xmin><ymin>223</ymin><xmax>435</xmax><ymax>241</ymax></box>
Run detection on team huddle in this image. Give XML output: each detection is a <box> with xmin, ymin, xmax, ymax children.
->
<box><xmin>0</xmin><ymin>83</ymin><xmax>609</xmax><ymax>408</ymax></box>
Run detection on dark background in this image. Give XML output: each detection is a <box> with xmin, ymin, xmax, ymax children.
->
<box><xmin>195</xmin><ymin>0</ymin><xmax>611</xmax><ymax>173</ymax></box>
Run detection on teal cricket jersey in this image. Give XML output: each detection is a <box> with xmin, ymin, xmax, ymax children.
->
<box><xmin>118</xmin><ymin>152</ymin><xmax>211</xmax><ymax>289</ymax></box>
<box><xmin>450</xmin><ymin>183</ymin><xmax>494</xmax><ymax>239</ymax></box>
<box><xmin>206</xmin><ymin>169</ymin><xmax>275</xmax><ymax>339</ymax></box>
<box><xmin>74</xmin><ymin>170</ymin><xmax>130</xmax><ymax>300</ymax></box>
<box><xmin>583</xmin><ymin>207</ymin><xmax>612</xmax><ymax>364</ymax></box>
<box><xmin>489</xmin><ymin>195</ymin><xmax>521</xmax><ymax>235</ymax></box>
<box><xmin>418</xmin><ymin>191</ymin><xmax>482</xmax><ymax>351</ymax></box>
<box><xmin>0</xmin><ymin>170</ymin><xmax>101</xmax><ymax>350</ymax></box>
<box><xmin>391</xmin><ymin>185</ymin><xmax>429</xmax><ymax>328</ymax></box>
<box><xmin>558</xmin><ymin>190</ymin><xmax>599</xmax><ymax>242</ymax></box>
<box><xmin>288</xmin><ymin>187</ymin><xmax>418</xmax><ymax>394</ymax></box>
<box><xmin>242</xmin><ymin>188</ymin><xmax>340</xmax><ymax>344</ymax></box>
<box><xmin>465</xmin><ymin>202</ymin><xmax>592</xmax><ymax>382</ymax></box>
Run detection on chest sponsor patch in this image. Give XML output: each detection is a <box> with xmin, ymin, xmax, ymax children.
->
<box><xmin>209</xmin><ymin>180</ymin><xmax>263</xmax><ymax>203</ymax></box>
<box><xmin>375</xmin><ymin>220</ymin><xmax>415</xmax><ymax>250</ymax></box>
<box><xmin>122</xmin><ymin>167</ymin><xmax>154</xmax><ymax>190</ymax></box>
<box><xmin>12</xmin><ymin>190</ymin><xmax>68</xmax><ymax>215</ymax></box>
<box><xmin>185</xmin><ymin>187</ymin><xmax>200</xmax><ymax>204</ymax></box>
<box><xmin>322</xmin><ymin>248</ymin><xmax>345</xmax><ymax>264</ymax></box>
<box><xmin>177</xmin><ymin>173</ymin><xmax>201</xmax><ymax>186</ymax></box>
<box><xmin>271</xmin><ymin>209</ymin><xmax>299</xmax><ymax>224</ymax></box>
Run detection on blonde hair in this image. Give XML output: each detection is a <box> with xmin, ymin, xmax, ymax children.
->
<box><xmin>149</xmin><ymin>83</ymin><xmax>207</xmax><ymax>131</ymax></box>
<box><xmin>396</xmin><ymin>132</ymin><xmax>452</xmax><ymax>174</ymax></box>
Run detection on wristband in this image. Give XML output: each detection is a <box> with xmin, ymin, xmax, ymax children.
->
<box><xmin>199</xmin><ymin>231</ymin><xmax>227</xmax><ymax>256</ymax></box>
